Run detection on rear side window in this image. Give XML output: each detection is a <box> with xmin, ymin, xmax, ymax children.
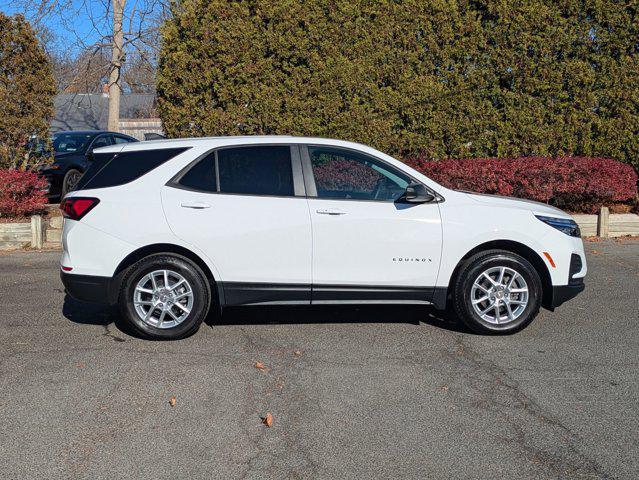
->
<box><xmin>76</xmin><ymin>147</ymin><xmax>190</xmax><ymax>191</ymax></box>
<box><xmin>178</xmin><ymin>152</ymin><xmax>217</xmax><ymax>192</ymax></box>
<box><xmin>217</xmin><ymin>146</ymin><xmax>294</xmax><ymax>196</ymax></box>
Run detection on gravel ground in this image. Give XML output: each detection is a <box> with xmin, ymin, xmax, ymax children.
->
<box><xmin>0</xmin><ymin>239</ymin><xmax>637</xmax><ymax>479</ymax></box>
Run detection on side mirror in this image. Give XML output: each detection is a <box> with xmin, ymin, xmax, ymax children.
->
<box><xmin>400</xmin><ymin>182</ymin><xmax>435</xmax><ymax>204</ymax></box>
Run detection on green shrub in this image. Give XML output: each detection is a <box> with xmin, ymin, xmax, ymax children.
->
<box><xmin>0</xmin><ymin>13</ymin><xmax>55</xmax><ymax>169</ymax></box>
<box><xmin>158</xmin><ymin>1</ymin><xmax>639</xmax><ymax>170</ymax></box>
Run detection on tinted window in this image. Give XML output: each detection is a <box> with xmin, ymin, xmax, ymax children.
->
<box><xmin>114</xmin><ymin>135</ymin><xmax>136</xmax><ymax>144</ymax></box>
<box><xmin>217</xmin><ymin>146</ymin><xmax>294</xmax><ymax>196</ymax></box>
<box><xmin>91</xmin><ymin>135</ymin><xmax>112</xmax><ymax>150</ymax></box>
<box><xmin>76</xmin><ymin>147</ymin><xmax>190</xmax><ymax>191</ymax></box>
<box><xmin>52</xmin><ymin>133</ymin><xmax>92</xmax><ymax>153</ymax></box>
<box><xmin>309</xmin><ymin>147</ymin><xmax>409</xmax><ymax>201</ymax></box>
<box><xmin>178</xmin><ymin>153</ymin><xmax>217</xmax><ymax>192</ymax></box>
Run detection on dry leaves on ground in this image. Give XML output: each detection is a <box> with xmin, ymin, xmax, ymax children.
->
<box><xmin>293</xmin><ymin>350</ymin><xmax>302</xmax><ymax>357</ymax></box>
<box><xmin>168</xmin><ymin>397</ymin><xmax>177</xmax><ymax>407</ymax></box>
<box><xmin>262</xmin><ymin>412</ymin><xmax>273</xmax><ymax>427</ymax></box>
<box><xmin>254</xmin><ymin>361</ymin><xmax>267</xmax><ymax>370</ymax></box>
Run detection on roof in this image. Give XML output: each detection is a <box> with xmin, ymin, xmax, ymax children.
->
<box><xmin>94</xmin><ymin>135</ymin><xmax>376</xmax><ymax>155</ymax></box>
<box><xmin>51</xmin><ymin>94</ymin><xmax>157</xmax><ymax>132</ymax></box>
<box><xmin>53</xmin><ymin>130</ymin><xmax>111</xmax><ymax>135</ymax></box>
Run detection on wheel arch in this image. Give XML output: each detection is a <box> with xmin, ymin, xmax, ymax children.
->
<box><xmin>63</xmin><ymin>164</ymin><xmax>86</xmax><ymax>175</ymax></box>
<box><xmin>441</xmin><ymin>239</ymin><xmax>553</xmax><ymax>310</ymax></box>
<box><xmin>109</xmin><ymin>243</ymin><xmax>223</xmax><ymax>307</ymax></box>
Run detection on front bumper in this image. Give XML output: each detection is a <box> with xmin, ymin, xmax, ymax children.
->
<box><xmin>550</xmin><ymin>283</ymin><xmax>585</xmax><ymax>309</ymax></box>
<box><xmin>61</xmin><ymin>271</ymin><xmax>114</xmax><ymax>304</ymax></box>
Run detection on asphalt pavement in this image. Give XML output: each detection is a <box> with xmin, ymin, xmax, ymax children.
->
<box><xmin>0</xmin><ymin>240</ymin><xmax>637</xmax><ymax>479</ymax></box>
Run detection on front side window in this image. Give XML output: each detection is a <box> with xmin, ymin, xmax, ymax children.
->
<box><xmin>309</xmin><ymin>147</ymin><xmax>409</xmax><ymax>201</ymax></box>
<box><xmin>90</xmin><ymin>135</ymin><xmax>112</xmax><ymax>150</ymax></box>
<box><xmin>217</xmin><ymin>146</ymin><xmax>294</xmax><ymax>196</ymax></box>
<box><xmin>113</xmin><ymin>135</ymin><xmax>135</xmax><ymax>144</ymax></box>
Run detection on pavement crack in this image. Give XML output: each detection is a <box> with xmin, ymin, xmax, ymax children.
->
<box><xmin>237</xmin><ymin>327</ymin><xmax>319</xmax><ymax>479</ymax></box>
<box><xmin>101</xmin><ymin>324</ymin><xmax>126</xmax><ymax>342</ymax></box>
<box><xmin>448</xmin><ymin>334</ymin><xmax>611</xmax><ymax>479</ymax></box>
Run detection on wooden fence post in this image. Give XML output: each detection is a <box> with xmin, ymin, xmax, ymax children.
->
<box><xmin>597</xmin><ymin>206</ymin><xmax>609</xmax><ymax>238</ymax></box>
<box><xmin>30</xmin><ymin>215</ymin><xmax>44</xmax><ymax>249</ymax></box>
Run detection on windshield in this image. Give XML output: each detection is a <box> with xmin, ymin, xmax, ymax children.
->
<box><xmin>53</xmin><ymin>133</ymin><xmax>92</xmax><ymax>153</ymax></box>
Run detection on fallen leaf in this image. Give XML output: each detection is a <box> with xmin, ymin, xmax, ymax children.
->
<box><xmin>438</xmin><ymin>385</ymin><xmax>449</xmax><ymax>392</ymax></box>
<box><xmin>169</xmin><ymin>397</ymin><xmax>177</xmax><ymax>407</ymax></box>
<box><xmin>262</xmin><ymin>412</ymin><xmax>273</xmax><ymax>427</ymax></box>
<box><xmin>591</xmin><ymin>250</ymin><xmax>599</xmax><ymax>254</ymax></box>
<box><xmin>76</xmin><ymin>362</ymin><xmax>85</xmax><ymax>369</ymax></box>
<box><xmin>255</xmin><ymin>361</ymin><xmax>266</xmax><ymax>370</ymax></box>
<box><xmin>293</xmin><ymin>350</ymin><xmax>301</xmax><ymax>357</ymax></box>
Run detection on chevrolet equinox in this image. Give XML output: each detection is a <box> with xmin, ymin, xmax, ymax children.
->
<box><xmin>60</xmin><ymin>136</ymin><xmax>586</xmax><ymax>339</ymax></box>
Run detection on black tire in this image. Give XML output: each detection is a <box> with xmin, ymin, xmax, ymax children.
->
<box><xmin>452</xmin><ymin>249</ymin><xmax>542</xmax><ymax>334</ymax></box>
<box><xmin>118</xmin><ymin>254</ymin><xmax>211</xmax><ymax>340</ymax></box>
<box><xmin>61</xmin><ymin>168</ymin><xmax>83</xmax><ymax>198</ymax></box>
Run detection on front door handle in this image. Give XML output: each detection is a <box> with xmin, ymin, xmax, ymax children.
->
<box><xmin>181</xmin><ymin>202</ymin><xmax>211</xmax><ymax>209</ymax></box>
<box><xmin>316</xmin><ymin>208</ymin><xmax>346</xmax><ymax>216</ymax></box>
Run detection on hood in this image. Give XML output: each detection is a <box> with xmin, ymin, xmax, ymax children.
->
<box><xmin>461</xmin><ymin>191</ymin><xmax>571</xmax><ymax>218</ymax></box>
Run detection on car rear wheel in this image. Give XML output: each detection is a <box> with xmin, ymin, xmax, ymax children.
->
<box><xmin>61</xmin><ymin>168</ymin><xmax>83</xmax><ymax>198</ymax></box>
<box><xmin>118</xmin><ymin>254</ymin><xmax>211</xmax><ymax>340</ymax></box>
<box><xmin>452</xmin><ymin>249</ymin><xmax>542</xmax><ymax>334</ymax></box>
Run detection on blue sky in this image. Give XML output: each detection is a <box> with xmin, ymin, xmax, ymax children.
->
<box><xmin>0</xmin><ymin>0</ymin><xmax>149</xmax><ymax>54</ymax></box>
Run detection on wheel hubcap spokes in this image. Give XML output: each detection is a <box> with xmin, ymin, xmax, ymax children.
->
<box><xmin>133</xmin><ymin>269</ymin><xmax>194</xmax><ymax>329</ymax></box>
<box><xmin>471</xmin><ymin>266</ymin><xmax>529</xmax><ymax>325</ymax></box>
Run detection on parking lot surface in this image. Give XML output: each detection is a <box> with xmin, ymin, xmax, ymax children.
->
<box><xmin>1</xmin><ymin>240</ymin><xmax>638</xmax><ymax>479</ymax></box>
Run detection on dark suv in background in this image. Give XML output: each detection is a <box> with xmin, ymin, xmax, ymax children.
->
<box><xmin>39</xmin><ymin>130</ymin><xmax>138</xmax><ymax>201</ymax></box>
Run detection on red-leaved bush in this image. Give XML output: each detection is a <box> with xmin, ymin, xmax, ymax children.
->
<box><xmin>313</xmin><ymin>157</ymin><xmax>381</xmax><ymax>191</ymax></box>
<box><xmin>0</xmin><ymin>169</ymin><xmax>48</xmax><ymax>218</ymax></box>
<box><xmin>404</xmin><ymin>157</ymin><xmax>638</xmax><ymax>214</ymax></box>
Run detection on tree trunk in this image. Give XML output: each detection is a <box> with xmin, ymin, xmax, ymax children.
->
<box><xmin>107</xmin><ymin>0</ymin><xmax>125</xmax><ymax>132</ymax></box>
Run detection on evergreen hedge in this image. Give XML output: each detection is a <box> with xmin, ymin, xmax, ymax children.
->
<box><xmin>0</xmin><ymin>14</ymin><xmax>55</xmax><ymax>169</ymax></box>
<box><xmin>158</xmin><ymin>1</ymin><xmax>639</xmax><ymax>169</ymax></box>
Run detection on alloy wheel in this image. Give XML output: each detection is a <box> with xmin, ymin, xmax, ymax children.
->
<box><xmin>470</xmin><ymin>266</ymin><xmax>529</xmax><ymax>325</ymax></box>
<box><xmin>133</xmin><ymin>269</ymin><xmax>194</xmax><ymax>329</ymax></box>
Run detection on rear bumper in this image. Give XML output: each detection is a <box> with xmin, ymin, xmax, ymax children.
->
<box><xmin>61</xmin><ymin>271</ymin><xmax>114</xmax><ymax>304</ymax></box>
<box><xmin>550</xmin><ymin>283</ymin><xmax>585</xmax><ymax>309</ymax></box>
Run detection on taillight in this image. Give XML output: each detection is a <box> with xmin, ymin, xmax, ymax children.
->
<box><xmin>60</xmin><ymin>197</ymin><xmax>100</xmax><ymax>220</ymax></box>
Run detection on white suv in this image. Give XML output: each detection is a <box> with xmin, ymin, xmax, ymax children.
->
<box><xmin>60</xmin><ymin>136</ymin><xmax>586</xmax><ymax>339</ymax></box>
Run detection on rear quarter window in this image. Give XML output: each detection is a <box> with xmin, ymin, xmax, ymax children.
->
<box><xmin>76</xmin><ymin>147</ymin><xmax>190</xmax><ymax>191</ymax></box>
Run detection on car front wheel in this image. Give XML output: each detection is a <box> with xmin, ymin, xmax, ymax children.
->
<box><xmin>118</xmin><ymin>254</ymin><xmax>211</xmax><ymax>340</ymax></box>
<box><xmin>452</xmin><ymin>249</ymin><xmax>542</xmax><ymax>334</ymax></box>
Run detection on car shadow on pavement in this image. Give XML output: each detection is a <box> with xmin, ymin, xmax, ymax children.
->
<box><xmin>62</xmin><ymin>295</ymin><xmax>137</xmax><ymax>340</ymax></box>
<box><xmin>62</xmin><ymin>295</ymin><xmax>116</xmax><ymax>326</ymax></box>
<box><xmin>62</xmin><ymin>295</ymin><xmax>473</xmax><ymax>337</ymax></box>
<box><xmin>213</xmin><ymin>305</ymin><xmax>473</xmax><ymax>334</ymax></box>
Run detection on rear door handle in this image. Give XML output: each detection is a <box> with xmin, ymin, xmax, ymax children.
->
<box><xmin>316</xmin><ymin>208</ymin><xmax>346</xmax><ymax>216</ymax></box>
<box><xmin>181</xmin><ymin>202</ymin><xmax>211</xmax><ymax>209</ymax></box>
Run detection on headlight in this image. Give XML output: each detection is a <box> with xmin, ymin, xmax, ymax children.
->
<box><xmin>535</xmin><ymin>215</ymin><xmax>581</xmax><ymax>237</ymax></box>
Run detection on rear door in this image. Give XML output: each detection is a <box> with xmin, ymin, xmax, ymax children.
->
<box><xmin>303</xmin><ymin>145</ymin><xmax>443</xmax><ymax>303</ymax></box>
<box><xmin>161</xmin><ymin>144</ymin><xmax>312</xmax><ymax>305</ymax></box>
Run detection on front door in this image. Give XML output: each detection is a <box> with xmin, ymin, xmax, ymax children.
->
<box><xmin>303</xmin><ymin>145</ymin><xmax>443</xmax><ymax>303</ymax></box>
<box><xmin>162</xmin><ymin>145</ymin><xmax>312</xmax><ymax>305</ymax></box>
